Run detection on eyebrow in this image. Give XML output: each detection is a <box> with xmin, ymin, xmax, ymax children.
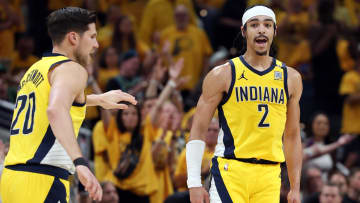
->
<box><xmin>248</xmin><ymin>18</ymin><xmax>274</xmax><ymax>23</ymax></box>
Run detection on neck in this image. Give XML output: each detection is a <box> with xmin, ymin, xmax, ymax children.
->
<box><xmin>206</xmin><ymin>144</ymin><xmax>216</xmax><ymax>152</ymax></box>
<box><xmin>243</xmin><ymin>50</ymin><xmax>272</xmax><ymax>69</ymax></box>
<box><xmin>348</xmin><ymin>188</ymin><xmax>360</xmax><ymax>200</ymax></box>
<box><xmin>313</xmin><ymin>135</ymin><xmax>324</xmax><ymax>142</ymax></box>
<box><xmin>52</xmin><ymin>45</ymin><xmax>76</xmax><ymax>62</ymax></box>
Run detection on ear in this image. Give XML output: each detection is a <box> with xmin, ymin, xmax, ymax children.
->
<box><xmin>68</xmin><ymin>32</ymin><xmax>78</xmax><ymax>46</ymax></box>
<box><xmin>241</xmin><ymin>26</ymin><xmax>245</xmax><ymax>38</ymax></box>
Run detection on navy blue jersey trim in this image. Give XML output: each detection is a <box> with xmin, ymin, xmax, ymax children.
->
<box><xmin>43</xmin><ymin>52</ymin><xmax>66</xmax><ymax>57</ymax></box>
<box><xmin>44</xmin><ymin>177</ymin><xmax>67</xmax><ymax>202</ymax></box>
<box><xmin>220</xmin><ymin>59</ymin><xmax>236</xmax><ymax>105</ymax></box>
<box><xmin>239</xmin><ymin>55</ymin><xmax>276</xmax><ymax>76</ymax></box>
<box><xmin>72</xmin><ymin>101</ymin><xmax>86</xmax><ymax>107</ymax></box>
<box><xmin>281</xmin><ymin>63</ymin><xmax>289</xmax><ymax>101</ymax></box>
<box><xmin>49</xmin><ymin>59</ymin><xmax>72</xmax><ymax>71</ymax></box>
<box><xmin>218</xmin><ymin>106</ymin><xmax>235</xmax><ymax>158</ymax></box>
<box><xmin>5</xmin><ymin>164</ymin><xmax>70</xmax><ymax>180</ymax></box>
<box><xmin>26</xmin><ymin>125</ymin><xmax>55</xmax><ymax>164</ymax></box>
<box><xmin>210</xmin><ymin>157</ymin><xmax>233</xmax><ymax>203</ymax></box>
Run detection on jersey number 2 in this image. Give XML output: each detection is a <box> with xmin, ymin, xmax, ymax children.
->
<box><xmin>258</xmin><ymin>104</ymin><xmax>270</xmax><ymax>127</ymax></box>
<box><xmin>10</xmin><ymin>92</ymin><xmax>36</xmax><ymax>135</ymax></box>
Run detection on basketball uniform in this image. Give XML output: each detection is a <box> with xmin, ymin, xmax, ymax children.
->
<box><xmin>209</xmin><ymin>56</ymin><xmax>288</xmax><ymax>203</ymax></box>
<box><xmin>1</xmin><ymin>53</ymin><xmax>86</xmax><ymax>203</ymax></box>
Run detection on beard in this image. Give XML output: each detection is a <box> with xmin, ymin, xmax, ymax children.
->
<box><xmin>74</xmin><ymin>47</ymin><xmax>91</xmax><ymax>67</ymax></box>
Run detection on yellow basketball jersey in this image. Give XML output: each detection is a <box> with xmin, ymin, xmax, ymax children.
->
<box><xmin>214</xmin><ymin>56</ymin><xmax>288</xmax><ymax>162</ymax></box>
<box><xmin>4</xmin><ymin>53</ymin><xmax>86</xmax><ymax>174</ymax></box>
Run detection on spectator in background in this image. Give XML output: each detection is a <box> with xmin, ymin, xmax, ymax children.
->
<box><xmin>303</xmin><ymin>166</ymin><xmax>324</xmax><ymax>203</ymax></box>
<box><xmin>343</xmin><ymin>168</ymin><xmax>360</xmax><ymax>203</ymax></box>
<box><xmin>9</xmin><ymin>35</ymin><xmax>38</xmax><ymax>76</ymax></box>
<box><xmin>319</xmin><ymin>183</ymin><xmax>342</xmax><ymax>203</ymax></box>
<box><xmin>97</xmin><ymin>46</ymin><xmax>120</xmax><ymax>91</ymax></box>
<box><xmin>111</xmin><ymin>15</ymin><xmax>153</xmax><ymax>70</ymax></box>
<box><xmin>339</xmin><ymin>49</ymin><xmax>360</xmax><ymax>168</ymax></box>
<box><xmin>0</xmin><ymin>0</ymin><xmax>22</xmax><ymax>60</ymax></box>
<box><xmin>139</xmin><ymin>0</ymin><xmax>197</xmax><ymax>48</ymax></box>
<box><xmin>309</xmin><ymin>0</ymin><xmax>344</xmax><ymax>125</ymax></box>
<box><xmin>329</xmin><ymin>171</ymin><xmax>348</xmax><ymax>196</ymax></box>
<box><xmin>97</xmin><ymin>182</ymin><xmax>119</xmax><ymax>203</ymax></box>
<box><xmin>303</xmin><ymin>112</ymin><xmax>354</xmax><ymax>175</ymax></box>
<box><xmin>160</xmin><ymin>4</ymin><xmax>213</xmax><ymax>97</ymax></box>
<box><xmin>105</xmin><ymin>50</ymin><xmax>146</xmax><ymax>98</ymax></box>
<box><xmin>103</xmin><ymin>104</ymin><xmax>158</xmax><ymax>203</ymax></box>
<box><xmin>97</xmin><ymin>5</ymin><xmax>123</xmax><ymax>52</ymax></box>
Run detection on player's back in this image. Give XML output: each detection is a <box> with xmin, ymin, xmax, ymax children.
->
<box><xmin>214</xmin><ymin>56</ymin><xmax>288</xmax><ymax>162</ymax></box>
<box><xmin>4</xmin><ymin>53</ymin><xmax>86</xmax><ymax>174</ymax></box>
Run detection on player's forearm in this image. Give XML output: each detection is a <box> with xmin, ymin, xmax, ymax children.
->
<box><xmin>47</xmin><ymin>106</ymin><xmax>83</xmax><ymax>161</ymax></box>
<box><xmin>284</xmin><ymin>131</ymin><xmax>302</xmax><ymax>191</ymax></box>
<box><xmin>86</xmin><ymin>94</ymin><xmax>102</xmax><ymax>106</ymax></box>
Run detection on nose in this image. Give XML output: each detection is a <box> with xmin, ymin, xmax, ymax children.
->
<box><xmin>94</xmin><ymin>39</ymin><xmax>99</xmax><ymax>49</ymax></box>
<box><xmin>258</xmin><ymin>24</ymin><xmax>266</xmax><ymax>34</ymax></box>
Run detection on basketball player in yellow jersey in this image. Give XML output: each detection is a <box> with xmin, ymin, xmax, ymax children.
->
<box><xmin>1</xmin><ymin>7</ymin><xmax>137</xmax><ymax>202</ymax></box>
<box><xmin>186</xmin><ymin>5</ymin><xmax>303</xmax><ymax>203</ymax></box>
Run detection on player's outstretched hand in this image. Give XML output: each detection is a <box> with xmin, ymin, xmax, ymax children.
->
<box><xmin>287</xmin><ymin>189</ymin><xmax>300</xmax><ymax>203</ymax></box>
<box><xmin>76</xmin><ymin>165</ymin><xmax>103</xmax><ymax>201</ymax></box>
<box><xmin>99</xmin><ymin>90</ymin><xmax>137</xmax><ymax>109</ymax></box>
<box><xmin>189</xmin><ymin>187</ymin><xmax>209</xmax><ymax>203</ymax></box>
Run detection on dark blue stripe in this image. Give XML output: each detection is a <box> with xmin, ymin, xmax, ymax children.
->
<box><xmin>210</xmin><ymin>157</ymin><xmax>233</xmax><ymax>203</ymax></box>
<box><xmin>5</xmin><ymin>164</ymin><xmax>70</xmax><ymax>180</ymax></box>
<box><xmin>220</xmin><ymin>59</ymin><xmax>236</xmax><ymax>105</ymax></box>
<box><xmin>218</xmin><ymin>106</ymin><xmax>235</xmax><ymax>158</ymax></box>
<box><xmin>239</xmin><ymin>55</ymin><xmax>276</xmax><ymax>76</ymax></box>
<box><xmin>42</xmin><ymin>52</ymin><xmax>65</xmax><ymax>57</ymax></box>
<box><xmin>49</xmin><ymin>59</ymin><xmax>72</xmax><ymax>71</ymax></box>
<box><xmin>281</xmin><ymin>63</ymin><xmax>289</xmax><ymax>101</ymax></box>
<box><xmin>44</xmin><ymin>177</ymin><xmax>67</xmax><ymax>203</ymax></box>
<box><xmin>72</xmin><ymin>101</ymin><xmax>86</xmax><ymax>107</ymax></box>
<box><xmin>27</xmin><ymin>125</ymin><xmax>55</xmax><ymax>163</ymax></box>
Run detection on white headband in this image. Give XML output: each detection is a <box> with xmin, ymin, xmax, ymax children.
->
<box><xmin>242</xmin><ymin>6</ymin><xmax>276</xmax><ymax>26</ymax></box>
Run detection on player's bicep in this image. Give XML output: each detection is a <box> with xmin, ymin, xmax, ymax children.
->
<box><xmin>48</xmin><ymin>62</ymin><xmax>88</xmax><ymax>109</ymax></box>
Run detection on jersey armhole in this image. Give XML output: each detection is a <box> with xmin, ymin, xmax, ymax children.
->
<box><xmin>281</xmin><ymin>63</ymin><xmax>289</xmax><ymax>101</ymax></box>
<box><xmin>220</xmin><ymin>59</ymin><xmax>236</xmax><ymax>105</ymax></box>
<box><xmin>47</xmin><ymin>59</ymin><xmax>72</xmax><ymax>84</ymax></box>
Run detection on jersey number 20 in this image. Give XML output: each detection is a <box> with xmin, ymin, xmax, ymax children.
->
<box><xmin>258</xmin><ymin>104</ymin><xmax>270</xmax><ymax>127</ymax></box>
<box><xmin>10</xmin><ymin>92</ymin><xmax>36</xmax><ymax>135</ymax></box>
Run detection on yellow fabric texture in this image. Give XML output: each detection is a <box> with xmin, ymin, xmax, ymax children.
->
<box><xmin>0</xmin><ymin>168</ymin><xmax>70</xmax><ymax>203</ymax></box>
<box><xmin>276</xmin><ymin>11</ymin><xmax>311</xmax><ymax>68</ymax></box>
<box><xmin>174</xmin><ymin>147</ymin><xmax>214</xmax><ymax>191</ymax></box>
<box><xmin>104</xmin><ymin>117</ymin><xmax>158</xmax><ymax>196</ymax></box>
<box><xmin>339</xmin><ymin>70</ymin><xmax>360</xmax><ymax>134</ymax></box>
<box><xmin>139</xmin><ymin>0</ymin><xmax>197</xmax><ymax>47</ymax></box>
<box><xmin>213</xmin><ymin>157</ymin><xmax>281</xmax><ymax>203</ymax></box>
<box><xmin>97</xmin><ymin>68</ymin><xmax>120</xmax><ymax>91</ymax></box>
<box><xmin>5</xmin><ymin>54</ymin><xmax>86</xmax><ymax>167</ymax></box>
<box><xmin>92</xmin><ymin>120</ymin><xmax>111</xmax><ymax>182</ymax></box>
<box><xmin>10</xmin><ymin>52</ymin><xmax>39</xmax><ymax>74</ymax></box>
<box><xmin>220</xmin><ymin>57</ymin><xmax>288</xmax><ymax>162</ymax></box>
<box><xmin>337</xmin><ymin>39</ymin><xmax>355</xmax><ymax>72</ymax></box>
<box><xmin>344</xmin><ymin>0</ymin><xmax>360</xmax><ymax>27</ymax></box>
<box><xmin>160</xmin><ymin>25</ymin><xmax>213</xmax><ymax>90</ymax></box>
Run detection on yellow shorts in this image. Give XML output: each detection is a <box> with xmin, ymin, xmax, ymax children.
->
<box><xmin>209</xmin><ymin>157</ymin><xmax>281</xmax><ymax>203</ymax></box>
<box><xmin>1</xmin><ymin>164</ymin><xmax>70</xmax><ymax>203</ymax></box>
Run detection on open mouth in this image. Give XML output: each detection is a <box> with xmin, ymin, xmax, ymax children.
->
<box><xmin>255</xmin><ymin>38</ymin><xmax>268</xmax><ymax>45</ymax></box>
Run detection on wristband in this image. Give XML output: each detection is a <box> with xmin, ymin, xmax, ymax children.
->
<box><xmin>186</xmin><ymin>140</ymin><xmax>206</xmax><ymax>188</ymax></box>
<box><xmin>168</xmin><ymin>80</ymin><xmax>177</xmax><ymax>88</ymax></box>
<box><xmin>73</xmin><ymin>157</ymin><xmax>90</xmax><ymax>168</ymax></box>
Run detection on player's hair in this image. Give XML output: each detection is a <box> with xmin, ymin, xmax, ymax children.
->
<box><xmin>47</xmin><ymin>7</ymin><xmax>96</xmax><ymax>45</ymax></box>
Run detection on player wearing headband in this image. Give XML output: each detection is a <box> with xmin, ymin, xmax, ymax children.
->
<box><xmin>186</xmin><ymin>5</ymin><xmax>302</xmax><ymax>203</ymax></box>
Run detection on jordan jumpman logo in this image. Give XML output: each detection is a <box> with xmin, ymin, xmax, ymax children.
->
<box><xmin>238</xmin><ymin>70</ymin><xmax>248</xmax><ymax>80</ymax></box>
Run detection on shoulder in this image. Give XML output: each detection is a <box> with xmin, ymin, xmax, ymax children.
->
<box><xmin>286</xmin><ymin>66</ymin><xmax>303</xmax><ymax>99</ymax></box>
<box><xmin>286</xmin><ymin>66</ymin><xmax>302</xmax><ymax>82</ymax></box>
<box><xmin>202</xmin><ymin>62</ymin><xmax>231</xmax><ymax>92</ymax></box>
<box><xmin>49</xmin><ymin>61</ymin><xmax>88</xmax><ymax>82</ymax></box>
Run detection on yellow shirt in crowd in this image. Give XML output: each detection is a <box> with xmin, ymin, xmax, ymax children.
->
<box><xmin>196</xmin><ymin>0</ymin><xmax>225</xmax><ymax>9</ymax></box>
<box><xmin>104</xmin><ymin>117</ymin><xmax>158</xmax><ymax>196</ymax></box>
<box><xmin>10</xmin><ymin>52</ymin><xmax>39</xmax><ymax>74</ymax></box>
<box><xmin>92</xmin><ymin>121</ymin><xmax>111</xmax><ymax>182</ymax></box>
<box><xmin>337</xmin><ymin>39</ymin><xmax>355</xmax><ymax>72</ymax></box>
<box><xmin>47</xmin><ymin>0</ymin><xmax>83</xmax><ymax>10</ymax></box>
<box><xmin>339</xmin><ymin>70</ymin><xmax>360</xmax><ymax>134</ymax></box>
<box><xmin>139</xmin><ymin>0</ymin><xmax>197</xmax><ymax>47</ymax></box>
<box><xmin>160</xmin><ymin>25</ymin><xmax>213</xmax><ymax>90</ymax></box>
<box><xmin>96</xmin><ymin>68</ymin><xmax>120</xmax><ymax>91</ymax></box>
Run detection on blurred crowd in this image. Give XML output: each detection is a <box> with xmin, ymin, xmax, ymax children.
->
<box><xmin>1</xmin><ymin>0</ymin><xmax>360</xmax><ymax>203</ymax></box>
